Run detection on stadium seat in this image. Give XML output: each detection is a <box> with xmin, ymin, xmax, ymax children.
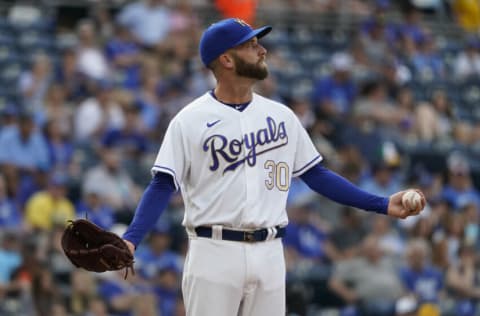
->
<box><xmin>0</xmin><ymin>60</ymin><xmax>23</xmax><ymax>84</ymax></box>
<box><xmin>458</xmin><ymin>79</ymin><xmax>480</xmax><ymax>109</ymax></box>
<box><xmin>0</xmin><ymin>37</ymin><xmax>17</xmax><ymax>63</ymax></box>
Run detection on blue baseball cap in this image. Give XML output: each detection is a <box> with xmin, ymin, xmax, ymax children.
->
<box><xmin>199</xmin><ymin>18</ymin><xmax>272</xmax><ymax>67</ymax></box>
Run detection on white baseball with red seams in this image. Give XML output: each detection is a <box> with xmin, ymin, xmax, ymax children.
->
<box><xmin>402</xmin><ymin>190</ymin><xmax>422</xmax><ymax>211</ymax></box>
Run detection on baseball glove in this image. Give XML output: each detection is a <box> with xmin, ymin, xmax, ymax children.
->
<box><xmin>61</xmin><ymin>219</ymin><xmax>135</xmax><ymax>278</ymax></box>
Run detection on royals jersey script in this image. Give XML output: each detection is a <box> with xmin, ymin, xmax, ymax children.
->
<box><xmin>152</xmin><ymin>92</ymin><xmax>322</xmax><ymax>230</ymax></box>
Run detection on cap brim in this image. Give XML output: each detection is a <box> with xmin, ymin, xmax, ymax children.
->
<box><xmin>232</xmin><ymin>25</ymin><xmax>272</xmax><ymax>48</ymax></box>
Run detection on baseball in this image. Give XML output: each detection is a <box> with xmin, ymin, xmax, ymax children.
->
<box><xmin>402</xmin><ymin>190</ymin><xmax>422</xmax><ymax>212</ymax></box>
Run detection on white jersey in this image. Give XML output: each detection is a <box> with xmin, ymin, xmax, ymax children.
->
<box><xmin>152</xmin><ymin>92</ymin><xmax>322</xmax><ymax>229</ymax></box>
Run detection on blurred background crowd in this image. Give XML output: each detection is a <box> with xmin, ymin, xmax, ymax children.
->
<box><xmin>0</xmin><ymin>0</ymin><xmax>480</xmax><ymax>315</ymax></box>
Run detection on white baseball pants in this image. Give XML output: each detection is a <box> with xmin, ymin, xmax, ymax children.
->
<box><xmin>182</xmin><ymin>237</ymin><xmax>286</xmax><ymax>316</ymax></box>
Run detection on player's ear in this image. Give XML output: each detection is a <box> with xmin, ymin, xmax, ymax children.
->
<box><xmin>218</xmin><ymin>53</ymin><xmax>234</xmax><ymax>70</ymax></box>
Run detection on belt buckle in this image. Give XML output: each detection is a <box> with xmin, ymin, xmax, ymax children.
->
<box><xmin>243</xmin><ymin>231</ymin><xmax>256</xmax><ymax>242</ymax></box>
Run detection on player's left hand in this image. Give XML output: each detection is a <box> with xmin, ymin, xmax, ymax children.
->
<box><xmin>387</xmin><ymin>189</ymin><xmax>426</xmax><ymax>219</ymax></box>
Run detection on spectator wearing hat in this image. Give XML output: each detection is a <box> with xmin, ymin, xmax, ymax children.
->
<box><xmin>311</xmin><ymin>52</ymin><xmax>356</xmax><ymax>145</ymax></box>
<box><xmin>312</xmin><ymin>52</ymin><xmax>356</xmax><ymax>119</ymax></box>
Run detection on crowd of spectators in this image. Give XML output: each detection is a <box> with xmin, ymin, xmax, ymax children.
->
<box><xmin>0</xmin><ymin>0</ymin><xmax>480</xmax><ymax>315</ymax></box>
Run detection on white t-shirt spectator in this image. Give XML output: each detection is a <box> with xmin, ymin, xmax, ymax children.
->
<box><xmin>117</xmin><ymin>1</ymin><xmax>171</xmax><ymax>46</ymax></box>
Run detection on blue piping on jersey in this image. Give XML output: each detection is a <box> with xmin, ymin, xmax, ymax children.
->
<box><xmin>152</xmin><ymin>165</ymin><xmax>180</xmax><ymax>190</ymax></box>
<box><xmin>209</xmin><ymin>90</ymin><xmax>251</xmax><ymax>112</ymax></box>
<box><xmin>292</xmin><ymin>155</ymin><xmax>322</xmax><ymax>176</ymax></box>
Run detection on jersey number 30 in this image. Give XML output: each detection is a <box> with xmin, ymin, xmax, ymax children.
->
<box><xmin>264</xmin><ymin>160</ymin><xmax>290</xmax><ymax>191</ymax></box>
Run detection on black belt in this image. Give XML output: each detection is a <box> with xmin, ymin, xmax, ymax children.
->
<box><xmin>195</xmin><ymin>226</ymin><xmax>286</xmax><ymax>242</ymax></box>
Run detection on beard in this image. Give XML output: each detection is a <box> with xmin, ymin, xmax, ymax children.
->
<box><xmin>232</xmin><ymin>54</ymin><xmax>268</xmax><ymax>80</ymax></box>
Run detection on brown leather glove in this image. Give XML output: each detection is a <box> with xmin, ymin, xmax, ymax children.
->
<box><xmin>61</xmin><ymin>219</ymin><xmax>135</xmax><ymax>278</ymax></box>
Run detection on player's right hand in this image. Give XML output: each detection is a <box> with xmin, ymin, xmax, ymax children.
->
<box><xmin>386</xmin><ymin>189</ymin><xmax>426</xmax><ymax>219</ymax></box>
<box><xmin>123</xmin><ymin>239</ymin><xmax>135</xmax><ymax>256</ymax></box>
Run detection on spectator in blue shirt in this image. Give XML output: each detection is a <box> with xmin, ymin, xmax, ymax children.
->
<box><xmin>43</xmin><ymin>119</ymin><xmax>74</xmax><ymax>177</ymax></box>
<box><xmin>360</xmin><ymin>161</ymin><xmax>403</xmax><ymax>197</ymax></box>
<box><xmin>399</xmin><ymin>238</ymin><xmax>444</xmax><ymax>304</ymax></box>
<box><xmin>410</xmin><ymin>33</ymin><xmax>445</xmax><ymax>81</ymax></box>
<box><xmin>0</xmin><ymin>111</ymin><xmax>49</xmax><ymax>172</ymax></box>
<box><xmin>312</xmin><ymin>52</ymin><xmax>356</xmax><ymax>145</ymax></box>
<box><xmin>134</xmin><ymin>223</ymin><xmax>183</xmax><ymax>281</ymax></box>
<box><xmin>398</xmin><ymin>7</ymin><xmax>427</xmax><ymax>46</ymax></box>
<box><xmin>0</xmin><ymin>174</ymin><xmax>21</xmax><ymax>229</ymax></box>
<box><xmin>284</xmin><ymin>201</ymin><xmax>338</xmax><ymax>268</ymax></box>
<box><xmin>0</xmin><ymin>232</ymin><xmax>22</xmax><ymax>285</ymax></box>
<box><xmin>105</xmin><ymin>23</ymin><xmax>142</xmax><ymax>90</ymax></box>
<box><xmin>312</xmin><ymin>52</ymin><xmax>356</xmax><ymax>119</ymax></box>
<box><xmin>101</xmin><ymin>102</ymin><xmax>148</xmax><ymax>159</ymax></box>
<box><xmin>76</xmin><ymin>187</ymin><xmax>115</xmax><ymax>230</ymax></box>
<box><xmin>442</xmin><ymin>153</ymin><xmax>480</xmax><ymax>211</ymax></box>
<box><xmin>98</xmin><ymin>271</ymin><xmax>156</xmax><ymax>316</ymax></box>
<box><xmin>153</xmin><ymin>262</ymin><xmax>181</xmax><ymax>316</ymax></box>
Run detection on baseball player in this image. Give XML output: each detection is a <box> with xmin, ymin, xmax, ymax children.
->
<box><xmin>122</xmin><ymin>18</ymin><xmax>426</xmax><ymax>315</ymax></box>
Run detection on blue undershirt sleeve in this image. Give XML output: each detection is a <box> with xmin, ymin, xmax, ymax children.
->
<box><xmin>300</xmin><ymin>164</ymin><xmax>389</xmax><ymax>214</ymax></box>
<box><xmin>122</xmin><ymin>172</ymin><xmax>176</xmax><ymax>247</ymax></box>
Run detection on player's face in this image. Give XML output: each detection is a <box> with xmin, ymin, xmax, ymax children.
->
<box><xmin>230</xmin><ymin>37</ymin><xmax>268</xmax><ymax>80</ymax></box>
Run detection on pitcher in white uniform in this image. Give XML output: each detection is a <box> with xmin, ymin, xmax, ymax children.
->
<box><xmin>122</xmin><ymin>18</ymin><xmax>426</xmax><ymax>316</ymax></box>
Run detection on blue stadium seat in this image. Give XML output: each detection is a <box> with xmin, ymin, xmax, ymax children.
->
<box><xmin>422</xmin><ymin>80</ymin><xmax>458</xmax><ymax>102</ymax></box>
<box><xmin>17</xmin><ymin>31</ymin><xmax>55</xmax><ymax>52</ymax></box>
<box><xmin>290</xmin><ymin>77</ymin><xmax>314</xmax><ymax>99</ymax></box>
<box><xmin>0</xmin><ymin>60</ymin><xmax>23</xmax><ymax>84</ymax></box>
<box><xmin>452</xmin><ymin>103</ymin><xmax>474</xmax><ymax>122</ymax></box>
<box><xmin>9</xmin><ymin>17</ymin><xmax>54</xmax><ymax>33</ymax></box>
<box><xmin>0</xmin><ymin>37</ymin><xmax>17</xmax><ymax>63</ymax></box>
<box><xmin>458</xmin><ymin>79</ymin><xmax>480</xmax><ymax>108</ymax></box>
<box><xmin>0</xmin><ymin>86</ymin><xmax>19</xmax><ymax>106</ymax></box>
